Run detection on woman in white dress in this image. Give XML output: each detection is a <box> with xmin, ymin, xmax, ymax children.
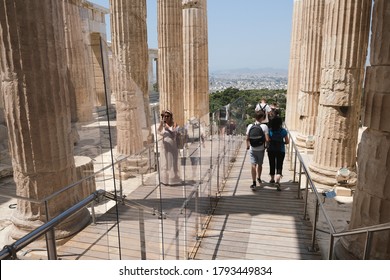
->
<box><xmin>158</xmin><ymin>110</ymin><xmax>181</xmax><ymax>185</ymax></box>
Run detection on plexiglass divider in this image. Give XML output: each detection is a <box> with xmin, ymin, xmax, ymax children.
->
<box><xmin>0</xmin><ymin>97</ymin><xmax>246</xmax><ymax>260</ymax></box>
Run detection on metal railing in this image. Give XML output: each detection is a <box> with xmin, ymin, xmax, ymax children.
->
<box><xmin>0</xmin><ymin>100</ymin><xmax>245</xmax><ymax>260</ymax></box>
<box><xmin>285</xmin><ymin>127</ymin><xmax>390</xmax><ymax>260</ymax></box>
<box><xmin>0</xmin><ymin>190</ymin><xmax>106</xmax><ymax>260</ymax></box>
<box><xmin>2</xmin><ymin>99</ymin><xmax>388</xmax><ymax>260</ymax></box>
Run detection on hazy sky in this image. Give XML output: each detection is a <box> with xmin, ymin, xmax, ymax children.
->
<box><xmin>90</xmin><ymin>0</ymin><xmax>294</xmax><ymax>71</ymax></box>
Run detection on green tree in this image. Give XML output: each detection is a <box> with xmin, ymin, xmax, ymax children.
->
<box><xmin>209</xmin><ymin>87</ymin><xmax>287</xmax><ymax>127</ymax></box>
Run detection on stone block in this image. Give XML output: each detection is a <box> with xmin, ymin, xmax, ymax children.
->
<box><xmin>335</xmin><ymin>186</ymin><xmax>353</xmax><ymax>197</ymax></box>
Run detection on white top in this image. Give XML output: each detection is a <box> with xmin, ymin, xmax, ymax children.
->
<box><xmin>255</xmin><ymin>102</ymin><xmax>272</xmax><ymax>123</ymax></box>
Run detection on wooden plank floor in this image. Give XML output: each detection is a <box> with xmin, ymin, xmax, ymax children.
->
<box><xmin>55</xmin><ymin>141</ymin><xmax>322</xmax><ymax>260</ymax></box>
<box><xmin>195</xmin><ymin>148</ymin><xmax>321</xmax><ymax>260</ymax></box>
<box><xmin>193</xmin><ymin>147</ymin><xmax>321</xmax><ymax>260</ymax></box>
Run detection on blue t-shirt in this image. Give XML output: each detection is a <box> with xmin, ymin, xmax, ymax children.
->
<box><xmin>268</xmin><ymin>128</ymin><xmax>287</xmax><ymax>152</ymax></box>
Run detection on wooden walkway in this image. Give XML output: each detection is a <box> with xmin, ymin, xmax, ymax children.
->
<box><xmin>55</xmin><ymin>141</ymin><xmax>322</xmax><ymax>260</ymax></box>
<box><xmin>193</xmin><ymin>147</ymin><xmax>322</xmax><ymax>260</ymax></box>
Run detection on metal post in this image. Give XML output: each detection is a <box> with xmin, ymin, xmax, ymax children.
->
<box><xmin>363</xmin><ymin>231</ymin><xmax>373</xmax><ymax>260</ymax></box>
<box><xmin>44</xmin><ymin>201</ymin><xmax>57</xmax><ymax>260</ymax></box>
<box><xmin>217</xmin><ymin>154</ymin><xmax>220</xmax><ymax>193</ymax></box>
<box><xmin>328</xmin><ymin>234</ymin><xmax>335</xmax><ymax>260</ymax></box>
<box><xmin>297</xmin><ymin>163</ymin><xmax>303</xmax><ymax>199</ymax></box>
<box><xmin>309</xmin><ymin>198</ymin><xmax>320</xmax><ymax>252</ymax></box>
<box><xmin>303</xmin><ymin>176</ymin><xmax>309</xmax><ymax>220</ymax></box>
<box><xmin>91</xmin><ymin>200</ymin><xmax>96</xmax><ymax>224</ymax></box>
<box><xmin>45</xmin><ymin>229</ymin><xmax>57</xmax><ymax>260</ymax></box>
<box><xmin>139</xmin><ymin>209</ymin><xmax>146</xmax><ymax>260</ymax></box>
<box><xmin>119</xmin><ymin>161</ymin><xmax>123</xmax><ymax>203</ymax></box>
<box><xmin>293</xmin><ymin>152</ymin><xmax>298</xmax><ymax>183</ymax></box>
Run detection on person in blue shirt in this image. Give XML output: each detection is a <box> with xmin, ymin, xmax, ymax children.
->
<box><xmin>267</xmin><ymin>116</ymin><xmax>289</xmax><ymax>191</ymax></box>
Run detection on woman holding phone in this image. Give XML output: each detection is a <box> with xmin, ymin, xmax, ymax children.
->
<box><xmin>158</xmin><ymin>110</ymin><xmax>181</xmax><ymax>185</ymax></box>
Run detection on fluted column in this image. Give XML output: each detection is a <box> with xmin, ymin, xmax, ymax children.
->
<box><xmin>110</xmin><ymin>0</ymin><xmax>144</xmax><ymax>155</ymax></box>
<box><xmin>0</xmin><ymin>0</ymin><xmax>90</xmax><ymax>240</ymax></box>
<box><xmin>285</xmin><ymin>0</ymin><xmax>303</xmax><ymax>131</ymax></box>
<box><xmin>88</xmin><ymin>34</ymin><xmax>111</xmax><ymax>108</ymax></box>
<box><xmin>112</xmin><ymin>0</ymin><xmax>151</xmax><ymax>143</ymax></box>
<box><xmin>148</xmin><ymin>49</ymin><xmax>158</xmax><ymax>95</ymax></box>
<box><xmin>309</xmin><ymin>0</ymin><xmax>371</xmax><ymax>186</ymax></box>
<box><xmin>183</xmin><ymin>0</ymin><xmax>209</xmax><ymax>123</ymax></box>
<box><xmin>336</xmin><ymin>0</ymin><xmax>390</xmax><ymax>260</ymax></box>
<box><xmin>157</xmin><ymin>0</ymin><xmax>185</xmax><ymax>126</ymax></box>
<box><xmin>295</xmin><ymin>0</ymin><xmax>324</xmax><ymax>148</ymax></box>
<box><xmin>64</xmin><ymin>0</ymin><xmax>94</xmax><ymax>123</ymax></box>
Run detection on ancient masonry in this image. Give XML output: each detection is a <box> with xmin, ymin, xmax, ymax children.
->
<box><xmin>157</xmin><ymin>0</ymin><xmax>185</xmax><ymax>126</ymax></box>
<box><xmin>286</xmin><ymin>0</ymin><xmax>390</xmax><ymax>259</ymax></box>
<box><xmin>64</xmin><ymin>0</ymin><xmax>94</xmax><ymax>124</ymax></box>
<box><xmin>0</xmin><ymin>0</ymin><xmax>389</xmax><ymax>259</ymax></box>
<box><xmin>0</xmin><ymin>0</ymin><xmax>91</xmax><ymax>240</ymax></box>
<box><xmin>110</xmin><ymin>0</ymin><xmax>146</xmax><ymax>155</ymax></box>
<box><xmin>336</xmin><ymin>0</ymin><xmax>390</xmax><ymax>260</ymax></box>
<box><xmin>295</xmin><ymin>0</ymin><xmax>324</xmax><ymax>148</ymax></box>
<box><xmin>285</xmin><ymin>0</ymin><xmax>303</xmax><ymax>131</ymax></box>
<box><xmin>183</xmin><ymin>0</ymin><xmax>209</xmax><ymax>124</ymax></box>
<box><xmin>309</xmin><ymin>0</ymin><xmax>371</xmax><ymax>186</ymax></box>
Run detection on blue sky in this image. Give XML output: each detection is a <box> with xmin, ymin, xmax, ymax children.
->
<box><xmin>90</xmin><ymin>0</ymin><xmax>293</xmax><ymax>71</ymax></box>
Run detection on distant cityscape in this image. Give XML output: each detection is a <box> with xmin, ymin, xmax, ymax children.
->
<box><xmin>209</xmin><ymin>68</ymin><xmax>288</xmax><ymax>92</ymax></box>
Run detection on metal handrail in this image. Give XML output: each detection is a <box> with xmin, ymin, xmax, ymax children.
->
<box><xmin>332</xmin><ymin>222</ymin><xmax>390</xmax><ymax>237</ymax></box>
<box><xmin>0</xmin><ymin>143</ymin><xmax>156</xmax><ymax>205</ymax></box>
<box><xmin>285</xmin><ymin>126</ymin><xmax>390</xmax><ymax>259</ymax></box>
<box><xmin>285</xmin><ymin>129</ymin><xmax>336</xmax><ymax>244</ymax></box>
<box><xmin>0</xmin><ymin>97</ymin><xmax>246</xmax><ymax>261</ymax></box>
<box><xmin>0</xmin><ymin>190</ymin><xmax>106</xmax><ymax>260</ymax></box>
<box><xmin>329</xmin><ymin>222</ymin><xmax>390</xmax><ymax>259</ymax></box>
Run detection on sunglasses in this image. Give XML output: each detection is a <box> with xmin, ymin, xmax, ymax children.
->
<box><xmin>163</xmin><ymin>115</ymin><xmax>171</xmax><ymax>118</ymax></box>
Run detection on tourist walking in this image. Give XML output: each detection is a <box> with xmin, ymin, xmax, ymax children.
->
<box><xmin>246</xmin><ymin>111</ymin><xmax>270</xmax><ymax>190</ymax></box>
<box><xmin>267</xmin><ymin>116</ymin><xmax>289</xmax><ymax>191</ymax></box>
<box><xmin>255</xmin><ymin>98</ymin><xmax>272</xmax><ymax>126</ymax></box>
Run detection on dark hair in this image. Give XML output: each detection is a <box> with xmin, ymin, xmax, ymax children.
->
<box><xmin>161</xmin><ymin>110</ymin><xmax>173</xmax><ymax>118</ymax></box>
<box><xmin>272</xmin><ymin>108</ymin><xmax>280</xmax><ymax>116</ymax></box>
<box><xmin>254</xmin><ymin>110</ymin><xmax>265</xmax><ymax>121</ymax></box>
<box><xmin>270</xmin><ymin>116</ymin><xmax>282</xmax><ymax>130</ymax></box>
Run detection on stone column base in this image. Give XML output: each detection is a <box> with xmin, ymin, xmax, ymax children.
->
<box><xmin>9</xmin><ymin>207</ymin><xmax>91</xmax><ymax>244</ymax></box>
<box><xmin>333</xmin><ymin>239</ymin><xmax>360</xmax><ymax>259</ymax></box>
<box><xmin>75</xmin><ymin>156</ymin><xmax>96</xmax><ymax>199</ymax></box>
<box><xmin>309</xmin><ymin>162</ymin><xmax>357</xmax><ymax>187</ymax></box>
<box><xmin>295</xmin><ymin>133</ymin><xmax>315</xmax><ymax>149</ymax></box>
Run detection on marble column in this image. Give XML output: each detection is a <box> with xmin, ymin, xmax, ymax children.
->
<box><xmin>183</xmin><ymin>0</ymin><xmax>209</xmax><ymax>123</ymax></box>
<box><xmin>110</xmin><ymin>0</ymin><xmax>145</xmax><ymax>155</ymax></box>
<box><xmin>335</xmin><ymin>0</ymin><xmax>390</xmax><ymax>260</ymax></box>
<box><xmin>64</xmin><ymin>0</ymin><xmax>94</xmax><ymax>124</ymax></box>
<box><xmin>90</xmin><ymin>33</ymin><xmax>111</xmax><ymax>107</ymax></box>
<box><xmin>309</xmin><ymin>0</ymin><xmax>371</xmax><ymax>186</ymax></box>
<box><xmin>285</xmin><ymin>0</ymin><xmax>303</xmax><ymax>131</ymax></box>
<box><xmin>148</xmin><ymin>49</ymin><xmax>158</xmax><ymax>95</ymax></box>
<box><xmin>157</xmin><ymin>0</ymin><xmax>185</xmax><ymax>126</ymax></box>
<box><xmin>112</xmin><ymin>0</ymin><xmax>151</xmax><ymax>144</ymax></box>
<box><xmin>295</xmin><ymin>0</ymin><xmax>325</xmax><ymax>148</ymax></box>
<box><xmin>0</xmin><ymin>0</ymin><xmax>90</xmax><ymax>240</ymax></box>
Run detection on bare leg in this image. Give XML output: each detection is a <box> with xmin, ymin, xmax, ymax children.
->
<box><xmin>251</xmin><ymin>164</ymin><xmax>257</xmax><ymax>181</ymax></box>
<box><xmin>257</xmin><ymin>164</ymin><xmax>263</xmax><ymax>181</ymax></box>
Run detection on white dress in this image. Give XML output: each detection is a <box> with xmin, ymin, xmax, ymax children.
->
<box><xmin>159</xmin><ymin>124</ymin><xmax>181</xmax><ymax>185</ymax></box>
